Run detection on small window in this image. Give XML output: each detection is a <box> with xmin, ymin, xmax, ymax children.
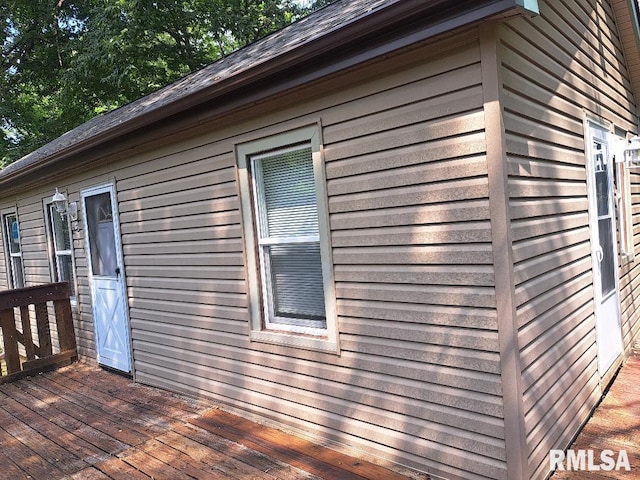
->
<box><xmin>2</xmin><ymin>212</ymin><xmax>25</xmax><ymax>289</ymax></box>
<box><xmin>45</xmin><ymin>203</ymin><xmax>77</xmax><ymax>300</ymax></box>
<box><xmin>237</xmin><ymin>125</ymin><xmax>338</xmax><ymax>351</ymax></box>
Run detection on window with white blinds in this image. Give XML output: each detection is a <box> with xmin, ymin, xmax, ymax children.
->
<box><xmin>237</xmin><ymin>124</ymin><xmax>337</xmax><ymax>350</ymax></box>
<box><xmin>251</xmin><ymin>146</ymin><xmax>327</xmax><ymax>329</ymax></box>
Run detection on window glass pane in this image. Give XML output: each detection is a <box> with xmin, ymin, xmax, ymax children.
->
<box><xmin>12</xmin><ymin>257</ymin><xmax>24</xmax><ymax>288</ymax></box>
<box><xmin>85</xmin><ymin>192</ymin><xmax>118</xmax><ymax>276</ymax></box>
<box><xmin>267</xmin><ymin>243</ymin><xmax>326</xmax><ymax>327</ymax></box>
<box><xmin>5</xmin><ymin>214</ymin><xmax>21</xmax><ymax>254</ymax></box>
<box><xmin>57</xmin><ymin>255</ymin><xmax>76</xmax><ymax>297</ymax></box>
<box><xmin>50</xmin><ymin>205</ymin><xmax>72</xmax><ymax>251</ymax></box>
<box><xmin>259</xmin><ymin>147</ymin><xmax>319</xmax><ymax>238</ymax></box>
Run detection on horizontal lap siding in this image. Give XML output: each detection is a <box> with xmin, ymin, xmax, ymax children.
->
<box><xmin>4</xmin><ymin>189</ymin><xmax>94</xmax><ymax>362</ymax></box>
<box><xmin>0</xmin><ymin>216</ymin><xmax>6</xmax><ymax>290</ymax></box>
<box><xmin>8</xmin><ymin>198</ymin><xmax>65</xmax><ymax>354</ymax></box>
<box><xmin>620</xmin><ymin>177</ymin><xmax>640</xmax><ymax>350</ymax></box>
<box><xmin>122</xmin><ymin>33</ymin><xmax>506</xmax><ymax>480</ymax></box>
<box><xmin>119</xmin><ymin>151</ymin><xmax>250</xmax><ymax>345</ymax></box>
<box><xmin>500</xmin><ymin>1</ymin><xmax>637</xmax><ymax>478</ymax></box>
<box><xmin>70</xmin><ymin>203</ymin><xmax>96</xmax><ymax>361</ymax></box>
<box><xmin>17</xmin><ymin>200</ymin><xmax>50</xmax><ymax>287</ymax></box>
<box><xmin>322</xmin><ymin>39</ymin><xmax>504</xmax><ymax>479</ymax></box>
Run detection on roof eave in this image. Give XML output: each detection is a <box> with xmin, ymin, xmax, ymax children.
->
<box><xmin>611</xmin><ymin>0</ymin><xmax>640</xmax><ymax>118</ymax></box>
<box><xmin>0</xmin><ymin>0</ymin><xmax>535</xmax><ymax>187</ymax></box>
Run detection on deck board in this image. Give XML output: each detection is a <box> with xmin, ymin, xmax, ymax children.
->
<box><xmin>0</xmin><ymin>363</ymin><xmax>420</xmax><ymax>480</ymax></box>
<box><xmin>89</xmin><ymin>456</ymin><xmax>154</xmax><ymax>480</ymax></box>
<box><xmin>192</xmin><ymin>410</ymin><xmax>409</xmax><ymax>480</ymax></box>
<box><xmin>0</xmin><ymin>384</ymin><xmax>108</xmax><ymax>460</ymax></box>
<box><xmin>161</xmin><ymin>426</ymin><xmax>304</xmax><ymax>480</ymax></box>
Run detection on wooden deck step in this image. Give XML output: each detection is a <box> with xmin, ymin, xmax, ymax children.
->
<box><xmin>192</xmin><ymin>408</ymin><xmax>412</xmax><ymax>480</ymax></box>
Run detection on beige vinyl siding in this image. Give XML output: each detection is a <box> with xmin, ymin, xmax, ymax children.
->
<box><xmin>0</xmin><ymin>189</ymin><xmax>93</xmax><ymax>359</ymax></box>
<box><xmin>5</xmin><ymin>197</ymin><xmax>63</xmax><ymax>354</ymax></box>
<box><xmin>620</xmin><ymin>170</ymin><xmax>640</xmax><ymax>350</ymax></box>
<box><xmin>500</xmin><ymin>0</ymin><xmax>638</xmax><ymax>478</ymax></box>
<box><xmin>12</xmin><ymin>200</ymin><xmax>49</xmax><ymax>355</ymax></box>
<box><xmin>68</xmin><ymin>191</ymin><xmax>96</xmax><ymax>361</ymax></box>
<box><xmin>115</xmin><ymin>33</ymin><xmax>507</xmax><ymax>480</ymax></box>
<box><xmin>0</xmin><ymin>211</ymin><xmax>6</xmax><ymax>290</ymax></box>
<box><xmin>16</xmin><ymin>200</ymin><xmax>50</xmax><ymax>287</ymax></box>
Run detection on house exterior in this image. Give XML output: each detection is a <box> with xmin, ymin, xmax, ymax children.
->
<box><xmin>1</xmin><ymin>0</ymin><xmax>640</xmax><ymax>478</ymax></box>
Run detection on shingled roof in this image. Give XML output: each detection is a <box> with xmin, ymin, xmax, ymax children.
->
<box><xmin>0</xmin><ymin>0</ymin><xmax>538</xmax><ymax>185</ymax></box>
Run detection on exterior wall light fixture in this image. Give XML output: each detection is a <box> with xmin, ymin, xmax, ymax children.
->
<box><xmin>624</xmin><ymin>136</ymin><xmax>640</xmax><ymax>167</ymax></box>
<box><xmin>52</xmin><ymin>188</ymin><xmax>79</xmax><ymax>229</ymax></box>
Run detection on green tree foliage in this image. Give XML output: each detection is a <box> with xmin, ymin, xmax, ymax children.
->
<box><xmin>1</xmin><ymin>0</ymin><xmax>332</xmax><ymax>167</ymax></box>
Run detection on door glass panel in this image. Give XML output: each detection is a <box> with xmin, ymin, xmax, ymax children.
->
<box><xmin>85</xmin><ymin>192</ymin><xmax>117</xmax><ymax>277</ymax></box>
<box><xmin>594</xmin><ymin>142</ymin><xmax>610</xmax><ymax>216</ymax></box>
<box><xmin>598</xmin><ymin>217</ymin><xmax>616</xmax><ymax>297</ymax></box>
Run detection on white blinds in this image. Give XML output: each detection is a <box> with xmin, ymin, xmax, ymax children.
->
<box><xmin>269</xmin><ymin>243</ymin><xmax>326</xmax><ymax>322</ymax></box>
<box><xmin>252</xmin><ymin>145</ymin><xmax>327</xmax><ymax>328</ymax></box>
<box><xmin>257</xmin><ymin>146</ymin><xmax>319</xmax><ymax>238</ymax></box>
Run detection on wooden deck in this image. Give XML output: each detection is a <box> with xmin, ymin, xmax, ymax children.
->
<box><xmin>0</xmin><ymin>363</ymin><xmax>421</xmax><ymax>480</ymax></box>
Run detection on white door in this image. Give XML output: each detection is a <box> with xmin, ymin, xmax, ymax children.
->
<box><xmin>586</xmin><ymin>121</ymin><xmax>623</xmax><ymax>376</ymax></box>
<box><xmin>81</xmin><ymin>184</ymin><xmax>132</xmax><ymax>373</ymax></box>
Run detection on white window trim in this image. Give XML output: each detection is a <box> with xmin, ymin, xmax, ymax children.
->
<box><xmin>1</xmin><ymin>208</ymin><xmax>25</xmax><ymax>289</ymax></box>
<box><xmin>43</xmin><ymin>197</ymin><xmax>78</xmax><ymax>304</ymax></box>
<box><xmin>237</xmin><ymin>124</ymin><xmax>339</xmax><ymax>353</ymax></box>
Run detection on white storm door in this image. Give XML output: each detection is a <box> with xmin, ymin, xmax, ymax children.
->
<box><xmin>587</xmin><ymin>123</ymin><xmax>623</xmax><ymax>376</ymax></box>
<box><xmin>82</xmin><ymin>184</ymin><xmax>132</xmax><ymax>373</ymax></box>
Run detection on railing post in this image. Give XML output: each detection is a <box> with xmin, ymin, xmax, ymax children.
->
<box><xmin>35</xmin><ymin>302</ymin><xmax>52</xmax><ymax>357</ymax></box>
<box><xmin>0</xmin><ymin>308</ymin><xmax>22</xmax><ymax>374</ymax></box>
<box><xmin>20</xmin><ymin>305</ymin><xmax>36</xmax><ymax>360</ymax></box>
<box><xmin>54</xmin><ymin>296</ymin><xmax>76</xmax><ymax>352</ymax></box>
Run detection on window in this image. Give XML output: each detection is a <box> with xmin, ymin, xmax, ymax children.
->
<box><xmin>237</xmin><ymin>125</ymin><xmax>337</xmax><ymax>351</ymax></box>
<box><xmin>2</xmin><ymin>212</ymin><xmax>24</xmax><ymax>289</ymax></box>
<box><xmin>45</xmin><ymin>203</ymin><xmax>76</xmax><ymax>300</ymax></box>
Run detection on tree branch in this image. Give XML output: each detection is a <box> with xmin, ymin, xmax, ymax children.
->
<box><xmin>53</xmin><ymin>0</ymin><xmax>65</xmax><ymax>68</ymax></box>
